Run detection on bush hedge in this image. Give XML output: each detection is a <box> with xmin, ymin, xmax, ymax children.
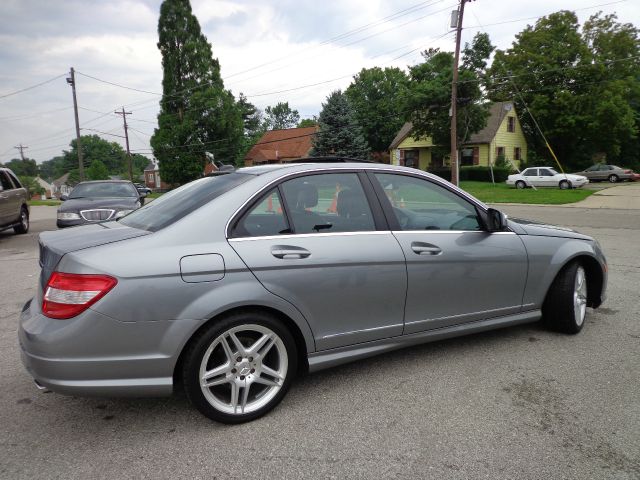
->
<box><xmin>427</xmin><ymin>166</ymin><xmax>513</xmax><ymax>183</ymax></box>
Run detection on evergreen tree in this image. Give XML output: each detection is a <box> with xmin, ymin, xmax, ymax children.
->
<box><xmin>311</xmin><ymin>90</ymin><xmax>370</xmax><ymax>159</ymax></box>
<box><xmin>151</xmin><ymin>0</ymin><xmax>243</xmax><ymax>184</ymax></box>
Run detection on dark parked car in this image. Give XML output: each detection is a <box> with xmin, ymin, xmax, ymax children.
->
<box><xmin>56</xmin><ymin>180</ymin><xmax>145</xmax><ymax>228</ymax></box>
<box><xmin>0</xmin><ymin>167</ymin><xmax>29</xmax><ymax>234</ymax></box>
<box><xmin>574</xmin><ymin>164</ymin><xmax>634</xmax><ymax>183</ymax></box>
<box><xmin>21</xmin><ymin>160</ymin><xmax>607</xmax><ymax>424</ymax></box>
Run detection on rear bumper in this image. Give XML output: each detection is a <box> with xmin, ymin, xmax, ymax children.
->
<box><xmin>19</xmin><ymin>299</ymin><xmax>200</xmax><ymax>397</ymax></box>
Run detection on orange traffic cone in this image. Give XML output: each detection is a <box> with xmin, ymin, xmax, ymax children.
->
<box><xmin>399</xmin><ymin>197</ymin><xmax>406</xmax><ymax>208</ymax></box>
<box><xmin>266</xmin><ymin>195</ymin><xmax>273</xmax><ymax>212</ymax></box>
<box><xmin>327</xmin><ymin>184</ymin><xmax>341</xmax><ymax>213</ymax></box>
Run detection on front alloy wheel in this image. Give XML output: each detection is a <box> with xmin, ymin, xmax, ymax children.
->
<box><xmin>542</xmin><ymin>261</ymin><xmax>588</xmax><ymax>334</ymax></box>
<box><xmin>183</xmin><ymin>312</ymin><xmax>297</xmax><ymax>423</ymax></box>
<box><xmin>14</xmin><ymin>208</ymin><xmax>29</xmax><ymax>234</ymax></box>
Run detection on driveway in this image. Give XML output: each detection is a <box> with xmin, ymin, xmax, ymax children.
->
<box><xmin>0</xmin><ymin>204</ymin><xmax>638</xmax><ymax>479</ymax></box>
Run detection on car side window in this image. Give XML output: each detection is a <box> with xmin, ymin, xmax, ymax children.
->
<box><xmin>373</xmin><ymin>173</ymin><xmax>482</xmax><ymax>231</ymax></box>
<box><xmin>280</xmin><ymin>173</ymin><xmax>376</xmax><ymax>234</ymax></box>
<box><xmin>232</xmin><ymin>188</ymin><xmax>289</xmax><ymax>238</ymax></box>
<box><xmin>539</xmin><ymin>169</ymin><xmax>554</xmax><ymax>177</ymax></box>
<box><xmin>6</xmin><ymin>171</ymin><xmax>22</xmax><ymax>188</ymax></box>
<box><xmin>0</xmin><ymin>172</ymin><xmax>14</xmax><ymax>191</ymax></box>
<box><xmin>522</xmin><ymin>168</ymin><xmax>536</xmax><ymax>176</ymax></box>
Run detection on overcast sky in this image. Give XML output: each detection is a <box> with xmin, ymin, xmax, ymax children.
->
<box><xmin>0</xmin><ymin>0</ymin><xmax>638</xmax><ymax>165</ymax></box>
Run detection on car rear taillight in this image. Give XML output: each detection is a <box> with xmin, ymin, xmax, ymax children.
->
<box><xmin>42</xmin><ymin>272</ymin><xmax>117</xmax><ymax>319</ymax></box>
<box><xmin>624</xmin><ymin>169</ymin><xmax>632</xmax><ymax>174</ymax></box>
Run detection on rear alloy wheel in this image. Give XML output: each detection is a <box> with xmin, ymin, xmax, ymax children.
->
<box><xmin>608</xmin><ymin>174</ymin><xmax>619</xmax><ymax>183</ymax></box>
<box><xmin>515</xmin><ymin>180</ymin><xmax>526</xmax><ymax>189</ymax></box>
<box><xmin>559</xmin><ymin>180</ymin><xmax>571</xmax><ymax>190</ymax></box>
<box><xmin>183</xmin><ymin>312</ymin><xmax>297</xmax><ymax>423</ymax></box>
<box><xmin>542</xmin><ymin>262</ymin><xmax>588</xmax><ymax>334</ymax></box>
<box><xmin>14</xmin><ymin>207</ymin><xmax>29</xmax><ymax>234</ymax></box>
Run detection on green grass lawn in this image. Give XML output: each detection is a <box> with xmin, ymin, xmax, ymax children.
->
<box><xmin>147</xmin><ymin>192</ymin><xmax>164</xmax><ymax>199</ymax></box>
<box><xmin>459</xmin><ymin>181</ymin><xmax>595</xmax><ymax>205</ymax></box>
<box><xmin>28</xmin><ymin>199</ymin><xmax>61</xmax><ymax>206</ymax></box>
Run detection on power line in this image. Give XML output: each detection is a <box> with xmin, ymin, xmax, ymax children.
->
<box><xmin>0</xmin><ymin>73</ymin><xmax>66</xmax><ymax>100</ymax></box>
<box><xmin>75</xmin><ymin>71</ymin><xmax>161</xmax><ymax>96</ymax></box>
<box><xmin>81</xmin><ymin>128</ymin><xmax>126</xmax><ymax>138</ymax></box>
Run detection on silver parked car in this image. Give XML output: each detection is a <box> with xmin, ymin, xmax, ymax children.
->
<box><xmin>0</xmin><ymin>167</ymin><xmax>29</xmax><ymax>234</ymax></box>
<box><xmin>574</xmin><ymin>164</ymin><xmax>634</xmax><ymax>183</ymax></box>
<box><xmin>19</xmin><ymin>160</ymin><xmax>607</xmax><ymax>423</ymax></box>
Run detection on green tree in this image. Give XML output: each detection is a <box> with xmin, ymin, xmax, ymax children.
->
<box><xmin>235</xmin><ymin>93</ymin><xmax>265</xmax><ymax>165</ymax></box>
<box><xmin>151</xmin><ymin>0</ymin><xmax>243</xmax><ymax>184</ymax></box>
<box><xmin>298</xmin><ymin>117</ymin><xmax>318</xmax><ymax>128</ymax></box>
<box><xmin>345</xmin><ymin>67</ymin><xmax>409</xmax><ymax>152</ymax></box>
<box><xmin>17</xmin><ymin>176</ymin><xmax>44</xmax><ymax>198</ymax></box>
<box><xmin>488</xmin><ymin>11</ymin><xmax>639</xmax><ymax>169</ymax></box>
<box><xmin>404</xmin><ymin>33</ymin><xmax>493</xmax><ymax>158</ymax></box>
<box><xmin>311</xmin><ymin>90</ymin><xmax>370</xmax><ymax>158</ymax></box>
<box><xmin>262</xmin><ymin>102</ymin><xmax>300</xmax><ymax>130</ymax></box>
<box><xmin>61</xmin><ymin>135</ymin><xmax>128</xmax><ymax>178</ymax></box>
<box><xmin>4</xmin><ymin>158</ymin><xmax>38</xmax><ymax>177</ymax></box>
<box><xmin>86</xmin><ymin>159</ymin><xmax>110</xmax><ymax>180</ymax></box>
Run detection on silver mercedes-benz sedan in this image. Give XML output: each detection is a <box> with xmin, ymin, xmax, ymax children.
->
<box><xmin>19</xmin><ymin>159</ymin><xmax>607</xmax><ymax>423</ymax></box>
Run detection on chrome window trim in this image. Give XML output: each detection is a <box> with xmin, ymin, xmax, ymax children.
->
<box><xmin>392</xmin><ymin>230</ymin><xmax>515</xmax><ymax>235</ymax></box>
<box><xmin>228</xmin><ymin>230</ymin><xmax>392</xmax><ymax>243</ymax></box>
<box><xmin>225</xmin><ymin>165</ymin><xmax>491</xmax><ymax>239</ymax></box>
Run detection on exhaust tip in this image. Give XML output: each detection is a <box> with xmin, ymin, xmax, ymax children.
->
<box><xmin>33</xmin><ymin>379</ymin><xmax>50</xmax><ymax>392</ymax></box>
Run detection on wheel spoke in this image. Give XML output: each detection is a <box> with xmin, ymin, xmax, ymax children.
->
<box><xmin>202</xmin><ymin>363</ymin><xmax>230</xmax><ymax>381</ymax></box>
<box><xmin>254</xmin><ymin>375</ymin><xmax>279</xmax><ymax>387</ymax></box>
<box><xmin>228</xmin><ymin>331</ymin><xmax>246</xmax><ymax>356</ymax></box>
<box><xmin>257</xmin><ymin>336</ymin><xmax>277</xmax><ymax>359</ymax></box>
<box><xmin>261</xmin><ymin>364</ymin><xmax>284</xmax><ymax>381</ymax></box>
<box><xmin>240</xmin><ymin>384</ymin><xmax>251</xmax><ymax>413</ymax></box>
<box><xmin>202</xmin><ymin>375</ymin><xmax>231</xmax><ymax>388</ymax></box>
<box><xmin>219</xmin><ymin>336</ymin><xmax>235</xmax><ymax>362</ymax></box>
<box><xmin>248</xmin><ymin>333</ymin><xmax>272</xmax><ymax>354</ymax></box>
<box><xmin>230</xmin><ymin>382</ymin><xmax>239</xmax><ymax>413</ymax></box>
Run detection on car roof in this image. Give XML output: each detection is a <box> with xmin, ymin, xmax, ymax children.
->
<box><xmin>75</xmin><ymin>180</ymin><xmax>134</xmax><ymax>184</ymax></box>
<box><xmin>237</xmin><ymin>161</ymin><xmax>426</xmax><ymax>176</ymax></box>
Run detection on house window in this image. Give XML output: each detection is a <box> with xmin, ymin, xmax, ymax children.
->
<box><xmin>507</xmin><ymin>116</ymin><xmax>515</xmax><ymax>133</ymax></box>
<box><xmin>404</xmin><ymin>150</ymin><xmax>419</xmax><ymax>169</ymax></box>
<box><xmin>461</xmin><ymin>148</ymin><xmax>474</xmax><ymax>166</ymax></box>
<box><xmin>148</xmin><ymin>173</ymin><xmax>154</xmax><ymax>182</ymax></box>
<box><xmin>495</xmin><ymin>146</ymin><xmax>505</xmax><ymax>159</ymax></box>
<box><xmin>514</xmin><ymin>147</ymin><xmax>521</xmax><ymax>161</ymax></box>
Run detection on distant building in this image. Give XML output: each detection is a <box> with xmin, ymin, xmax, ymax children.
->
<box><xmin>51</xmin><ymin>173</ymin><xmax>72</xmax><ymax>198</ymax></box>
<box><xmin>389</xmin><ymin>101</ymin><xmax>528</xmax><ymax>170</ymax></box>
<box><xmin>244</xmin><ymin>126</ymin><xmax>318</xmax><ymax>166</ymax></box>
<box><xmin>34</xmin><ymin>176</ymin><xmax>53</xmax><ymax>199</ymax></box>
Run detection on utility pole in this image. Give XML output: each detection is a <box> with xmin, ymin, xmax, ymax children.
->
<box><xmin>66</xmin><ymin>67</ymin><xmax>85</xmax><ymax>181</ymax></box>
<box><xmin>14</xmin><ymin>144</ymin><xmax>28</xmax><ymax>160</ymax></box>
<box><xmin>115</xmin><ymin>107</ymin><xmax>133</xmax><ymax>181</ymax></box>
<box><xmin>449</xmin><ymin>0</ymin><xmax>470</xmax><ymax>186</ymax></box>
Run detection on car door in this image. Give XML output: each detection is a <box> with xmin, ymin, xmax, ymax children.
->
<box><xmin>228</xmin><ymin>171</ymin><xmax>407</xmax><ymax>351</ymax></box>
<box><xmin>537</xmin><ymin>168</ymin><xmax>557</xmax><ymax>186</ymax></box>
<box><xmin>369</xmin><ymin>172</ymin><xmax>528</xmax><ymax>334</ymax></box>
<box><xmin>0</xmin><ymin>171</ymin><xmax>18</xmax><ymax>225</ymax></box>
<box><xmin>521</xmin><ymin>168</ymin><xmax>538</xmax><ymax>186</ymax></box>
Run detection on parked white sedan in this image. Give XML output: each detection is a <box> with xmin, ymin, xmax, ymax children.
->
<box><xmin>507</xmin><ymin>167</ymin><xmax>589</xmax><ymax>189</ymax></box>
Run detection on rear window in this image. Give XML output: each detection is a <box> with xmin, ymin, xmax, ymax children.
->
<box><xmin>119</xmin><ymin>173</ymin><xmax>251</xmax><ymax>232</ymax></box>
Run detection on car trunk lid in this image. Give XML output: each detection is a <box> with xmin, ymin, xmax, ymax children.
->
<box><xmin>39</xmin><ymin>222</ymin><xmax>150</xmax><ymax>290</ymax></box>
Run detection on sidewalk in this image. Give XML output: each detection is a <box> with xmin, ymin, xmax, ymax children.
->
<box><xmin>567</xmin><ymin>182</ymin><xmax>640</xmax><ymax>209</ymax></box>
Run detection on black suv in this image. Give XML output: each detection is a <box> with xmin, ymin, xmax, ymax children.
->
<box><xmin>0</xmin><ymin>168</ymin><xmax>29</xmax><ymax>235</ymax></box>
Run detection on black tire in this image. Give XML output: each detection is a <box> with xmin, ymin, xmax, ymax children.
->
<box><xmin>515</xmin><ymin>180</ymin><xmax>526</xmax><ymax>189</ymax></box>
<box><xmin>182</xmin><ymin>311</ymin><xmax>298</xmax><ymax>424</ymax></box>
<box><xmin>13</xmin><ymin>207</ymin><xmax>29</xmax><ymax>234</ymax></box>
<box><xmin>559</xmin><ymin>180</ymin><xmax>571</xmax><ymax>190</ymax></box>
<box><xmin>542</xmin><ymin>261</ymin><xmax>587</xmax><ymax>334</ymax></box>
<box><xmin>608</xmin><ymin>174</ymin><xmax>618</xmax><ymax>183</ymax></box>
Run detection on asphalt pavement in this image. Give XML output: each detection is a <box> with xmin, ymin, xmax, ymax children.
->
<box><xmin>0</xmin><ymin>204</ymin><xmax>638</xmax><ymax>480</ymax></box>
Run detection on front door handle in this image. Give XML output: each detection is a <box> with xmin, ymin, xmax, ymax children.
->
<box><xmin>271</xmin><ymin>245</ymin><xmax>311</xmax><ymax>259</ymax></box>
<box><xmin>411</xmin><ymin>242</ymin><xmax>442</xmax><ymax>255</ymax></box>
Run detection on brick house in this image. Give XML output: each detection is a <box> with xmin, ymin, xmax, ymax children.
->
<box><xmin>244</xmin><ymin>126</ymin><xmax>318</xmax><ymax>166</ymax></box>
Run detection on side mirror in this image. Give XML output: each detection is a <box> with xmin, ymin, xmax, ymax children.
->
<box><xmin>139</xmin><ymin>191</ymin><xmax>148</xmax><ymax>198</ymax></box>
<box><xmin>60</xmin><ymin>195</ymin><xmax>68</xmax><ymax>201</ymax></box>
<box><xmin>486</xmin><ymin>208</ymin><xmax>507</xmax><ymax>232</ymax></box>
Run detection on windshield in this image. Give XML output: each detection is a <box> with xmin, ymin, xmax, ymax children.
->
<box><xmin>119</xmin><ymin>173</ymin><xmax>252</xmax><ymax>232</ymax></box>
<box><xmin>70</xmin><ymin>182</ymin><xmax>138</xmax><ymax>198</ymax></box>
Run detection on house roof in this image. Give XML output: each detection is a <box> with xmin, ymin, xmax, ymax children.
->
<box><xmin>144</xmin><ymin>162</ymin><xmax>157</xmax><ymax>172</ymax></box>
<box><xmin>245</xmin><ymin>126</ymin><xmax>318</xmax><ymax>162</ymax></box>
<box><xmin>52</xmin><ymin>172</ymin><xmax>70</xmax><ymax>186</ymax></box>
<box><xmin>388</xmin><ymin>101</ymin><xmax>516</xmax><ymax>149</ymax></box>
<box><xmin>465</xmin><ymin>102</ymin><xmax>513</xmax><ymax>144</ymax></box>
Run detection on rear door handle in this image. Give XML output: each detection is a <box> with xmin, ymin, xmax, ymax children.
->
<box><xmin>411</xmin><ymin>242</ymin><xmax>442</xmax><ymax>255</ymax></box>
<box><xmin>271</xmin><ymin>245</ymin><xmax>311</xmax><ymax>259</ymax></box>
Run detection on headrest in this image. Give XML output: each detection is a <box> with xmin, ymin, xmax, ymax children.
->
<box><xmin>296</xmin><ymin>183</ymin><xmax>318</xmax><ymax>209</ymax></box>
<box><xmin>337</xmin><ymin>188</ymin><xmax>368</xmax><ymax>218</ymax></box>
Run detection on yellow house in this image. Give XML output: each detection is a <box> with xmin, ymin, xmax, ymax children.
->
<box><xmin>389</xmin><ymin>101</ymin><xmax>528</xmax><ymax>170</ymax></box>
